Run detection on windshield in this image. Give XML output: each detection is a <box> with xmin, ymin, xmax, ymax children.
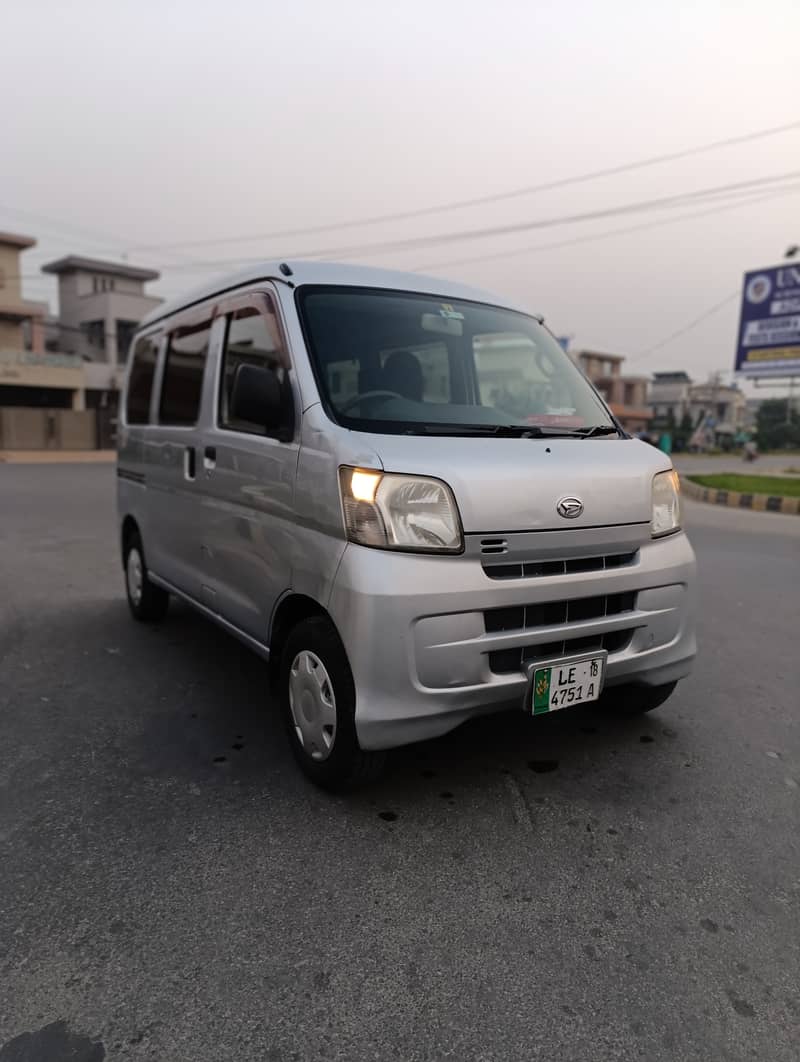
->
<box><xmin>297</xmin><ymin>286</ymin><xmax>617</xmax><ymax>436</ymax></box>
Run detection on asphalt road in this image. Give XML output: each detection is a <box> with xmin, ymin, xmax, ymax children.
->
<box><xmin>1</xmin><ymin>466</ymin><xmax>798</xmax><ymax>1062</ymax></box>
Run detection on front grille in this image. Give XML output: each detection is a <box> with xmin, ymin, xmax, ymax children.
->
<box><xmin>482</xmin><ymin>550</ymin><xmax>638</xmax><ymax>581</ymax></box>
<box><xmin>489</xmin><ymin>629</ymin><xmax>634</xmax><ymax>675</ymax></box>
<box><xmin>484</xmin><ymin>591</ymin><xmax>636</xmax><ymax>634</ymax></box>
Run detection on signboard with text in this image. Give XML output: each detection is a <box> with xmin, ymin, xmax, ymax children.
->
<box><xmin>735</xmin><ymin>264</ymin><xmax>800</xmax><ymax>377</ymax></box>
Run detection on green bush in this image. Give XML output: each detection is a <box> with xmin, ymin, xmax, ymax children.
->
<box><xmin>756</xmin><ymin>399</ymin><xmax>800</xmax><ymax>450</ymax></box>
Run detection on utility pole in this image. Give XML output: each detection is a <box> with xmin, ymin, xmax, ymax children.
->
<box><xmin>783</xmin><ymin>247</ymin><xmax>798</xmax><ymax>422</ymax></box>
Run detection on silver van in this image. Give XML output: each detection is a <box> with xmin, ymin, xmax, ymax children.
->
<box><xmin>118</xmin><ymin>262</ymin><xmax>696</xmax><ymax>788</ymax></box>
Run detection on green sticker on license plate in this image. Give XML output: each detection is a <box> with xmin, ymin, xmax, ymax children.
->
<box><xmin>533</xmin><ymin>669</ymin><xmax>552</xmax><ymax>714</ymax></box>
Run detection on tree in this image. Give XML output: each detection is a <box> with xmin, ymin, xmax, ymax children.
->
<box><xmin>756</xmin><ymin>399</ymin><xmax>800</xmax><ymax>450</ymax></box>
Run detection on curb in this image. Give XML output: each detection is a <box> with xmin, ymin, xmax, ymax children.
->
<box><xmin>0</xmin><ymin>450</ymin><xmax>117</xmax><ymax>465</ymax></box>
<box><xmin>681</xmin><ymin>476</ymin><xmax>800</xmax><ymax>516</ymax></box>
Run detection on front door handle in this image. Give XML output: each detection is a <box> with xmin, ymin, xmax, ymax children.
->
<box><xmin>203</xmin><ymin>445</ymin><xmax>217</xmax><ymax>472</ymax></box>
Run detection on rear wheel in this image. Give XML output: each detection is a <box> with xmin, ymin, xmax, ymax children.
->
<box><xmin>124</xmin><ymin>529</ymin><xmax>169</xmax><ymax>622</ymax></box>
<box><xmin>600</xmin><ymin>680</ymin><xmax>678</xmax><ymax>716</ymax></box>
<box><xmin>280</xmin><ymin>616</ymin><xmax>385</xmax><ymax>790</ymax></box>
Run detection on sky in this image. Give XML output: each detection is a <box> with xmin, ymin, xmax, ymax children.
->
<box><xmin>3</xmin><ymin>0</ymin><xmax>799</xmax><ymax>389</ymax></box>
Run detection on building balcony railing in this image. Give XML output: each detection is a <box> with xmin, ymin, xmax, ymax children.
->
<box><xmin>0</xmin><ymin>349</ymin><xmax>83</xmax><ymax>370</ymax></box>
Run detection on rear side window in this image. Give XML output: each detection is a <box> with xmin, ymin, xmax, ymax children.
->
<box><xmin>126</xmin><ymin>334</ymin><xmax>159</xmax><ymax>424</ymax></box>
<box><xmin>159</xmin><ymin>319</ymin><xmax>212</xmax><ymax>426</ymax></box>
<box><xmin>219</xmin><ymin>301</ymin><xmax>289</xmax><ymax>435</ymax></box>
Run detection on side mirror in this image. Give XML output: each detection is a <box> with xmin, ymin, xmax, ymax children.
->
<box><xmin>230</xmin><ymin>363</ymin><xmax>292</xmax><ymax>436</ymax></box>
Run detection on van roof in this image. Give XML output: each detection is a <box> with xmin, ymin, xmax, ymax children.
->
<box><xmin>137</xmin><ymin>260</ymin><xmax>535</xmax><ymax>330</ymax></box>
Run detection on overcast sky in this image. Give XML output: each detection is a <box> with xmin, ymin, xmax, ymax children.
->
<box><xmin>3</xmin><ymin>0</ymin><xmax>799</xmax><ymax>385</ymax></box>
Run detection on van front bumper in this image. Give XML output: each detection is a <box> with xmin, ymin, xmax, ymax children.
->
<box><xmin>327</xmin><ymin>528</ymin><xmax>696</xmax><ymax>751</ymax></box>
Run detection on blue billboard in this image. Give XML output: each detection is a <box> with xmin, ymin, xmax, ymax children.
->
<box><xmin>735</xmin><ymin>264</ymin><xmax>800</xmax><ymax>377</ymax></box>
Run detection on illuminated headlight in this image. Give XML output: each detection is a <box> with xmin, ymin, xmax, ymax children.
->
<box><xmin>651</xmin><ymin>469</ymin><xmax>681</xmax><ymax>537</ymax></box>
<box><xmin>339</xmin><ymin>467</ymin><xmax>463</xmax><ymax>553</ymax></box>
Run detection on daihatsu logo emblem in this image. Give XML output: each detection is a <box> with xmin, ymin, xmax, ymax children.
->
<box><xmin>557</xmin><ymin>497</ymin><xmax>584</xmax><ymax>519</ymax></box>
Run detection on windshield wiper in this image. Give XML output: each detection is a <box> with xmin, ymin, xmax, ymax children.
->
<box><xmin>409</xmin><ymin>423</ymin><xmax>621</xmax><ymax>438</ymax></box>
<box><xmin>409</xmin><ymin>423</ymin><xmax>552</xmax><ymax>437</ymax></box>
<box><xmin>568</xmin><ymin>425</ymin><xmax>621</xmax><ymax>438</ymax></box>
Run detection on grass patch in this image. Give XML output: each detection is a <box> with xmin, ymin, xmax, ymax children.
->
<box><xmin>687</xmin><ymin>473</ymin><xmax>800</xmax><ymax>498</ymax></box>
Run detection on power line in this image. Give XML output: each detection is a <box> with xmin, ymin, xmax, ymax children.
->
<box><xmin>148</xmin><ymin>169</ymin><xmax>800</xmax><ymax>273</ymax></box>
<box><xmin>0</xmin><ymin>205</ymin><xmax>208</xmax><ymax>269</ymax></box>
<box><xmin>0</xmin><ymin>205</ymin><xmax>135</xmax><ymax>253</ymax></box>
<box><xmin>628</xmin><ymin>292</ymin><xmax>741</xmax><ymax>364</ymax></box>
<box><xmin>413</xmin><ymin>182</ymin><xmax>800</xmax><ymax>272</ymax></box>
<box><xmin>124</xmin><ymin>119</ymin><xmax>800</xmax><ymax>253</ymax></box>
<box><xmin>7</xmin><ymin>181</ymin><xmax>797</xmax><ymax>289</ymax></box>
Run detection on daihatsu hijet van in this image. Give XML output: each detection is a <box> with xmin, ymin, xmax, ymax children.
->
<box><xmin>118</xmin><ymin>262</ymin><xmax>696</xmax><ymax>788</ymax></box>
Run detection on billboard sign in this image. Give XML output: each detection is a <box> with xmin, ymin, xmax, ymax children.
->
<box><xmin>735</xmin><ymin>264</ymin><xmax>800</xmax><ymax>377</ymax></box>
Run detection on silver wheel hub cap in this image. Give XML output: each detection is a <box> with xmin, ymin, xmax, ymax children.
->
<box><xmin>127</xmin><ymin>547</ymin><xmax>144</xmax><ymax>606</ymax></box>
<box><xmin>289</xmin><ymin>650</ymin><xmax>337</xmax><ymax>761</ymax></box>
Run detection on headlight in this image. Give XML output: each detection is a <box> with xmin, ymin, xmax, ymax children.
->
<box><xmin>651</xmin><ymin>469</ymin><xmax>681</xmax><ymax>537</ymax></box>
<box><xmin>339</xmin><ymin>467</ymin><xmax>463</xmax><ymax>553</ymax></box>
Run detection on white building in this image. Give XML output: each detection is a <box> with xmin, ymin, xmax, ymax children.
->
<box><xmin>649</xmin><ymin>371</ymin><xmax>692</xmax><ymax>422</ymax></box>
<box><xmin>41</xmin><ymin>255</ymin><xmax>162</xmax><ymax>400</ymax></box>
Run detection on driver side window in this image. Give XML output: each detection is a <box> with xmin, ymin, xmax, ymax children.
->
<box><xmin>219</xmin><ymin>301</ymin><xmax>288</xmax><ymax>435</ymax></box>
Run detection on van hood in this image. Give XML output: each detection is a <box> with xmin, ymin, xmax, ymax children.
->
<box><xmin>362</xmin><ymin>433</ymin><xmax>672</xmax><ymax>533</ymax></box>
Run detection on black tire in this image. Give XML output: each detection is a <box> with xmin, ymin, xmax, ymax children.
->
<box><xmin>280</xmin><ymin>616</ymin><xmax>386</xmax><ymax>791</ymax></box>
<box><xmin>600</xmin><ymin>680</ymin><xmax>678</xmax><ymax>716</ymax></box>
<box><xmin>123</xmin><ymin>529</ymin><xmax>169</xmax><ymax>623</ymax></box>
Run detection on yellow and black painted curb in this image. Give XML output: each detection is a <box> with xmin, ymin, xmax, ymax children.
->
<box><xmin>681</xmin><ymin>476</ymin><xmax>800</xmax><ymax>515</ymax></box>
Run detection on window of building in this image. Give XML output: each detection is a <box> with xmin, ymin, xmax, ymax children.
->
<box><xmin>126</xmin><ymin>334</ymin><xmax>159</xmax><ymax>424</ymax></box>
<box><xmin>84</xmin><ymin>320</ymin><xmax>106</xmax><ymax>354</ymax></box>
<box><xmin>624</xmin><ymin>383</ymin><xmax>636</xmax><ymax>406</ymax></box>
<box><xmin>159</xmin><ymin>319</ymin><xmax>212</xmax><ymax>426</ymax></box>
<box><xmin>116</xmin><ymin>320</ymin><xmax>138</xmax><ymax>363</ymax></box>
<box><xmin>219</xmin><ymin>302</ymin><xmax>289</xmax><ymax>435</ymax></box>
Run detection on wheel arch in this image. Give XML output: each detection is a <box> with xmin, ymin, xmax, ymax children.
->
<box><xmin>268</xmin><ymin>593</ymin><xmax>334</xmax><ymax>689</ymax></box>
<box><xmin>120</xmin><ymin>514</ymin><xmax>140</xmax><ymax>566</ymax></box>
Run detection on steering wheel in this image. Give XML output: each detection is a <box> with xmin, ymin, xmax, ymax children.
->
<box><xmin>338</xmin><ymin>390</ymin><xmax>404</xmax><ymax>413</ymax></box>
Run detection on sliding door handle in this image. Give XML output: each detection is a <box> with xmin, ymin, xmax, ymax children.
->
<box><xmin>183</xmin><ymin>446</ymin><xmax>196</xmax><ymax>481</ymax></box>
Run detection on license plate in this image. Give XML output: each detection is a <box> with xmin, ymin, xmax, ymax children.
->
<box><xmin>531</xmin><ymin>653</ymin><xmax>605</xmax><ymax>715</ymax></box>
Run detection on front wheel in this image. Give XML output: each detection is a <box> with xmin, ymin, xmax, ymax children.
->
<box><xmin>599</xmin><ymin>680</ymin><xmax>678</xmax><ymax>716</ymax></box>
<box><xmin>124</xmin><ymin>530</ymin><xmax>169</xmax><ymax>622</ymax></box>
<box><xmin>280</xmin><ymin>616</ymin><xmax>385</xmax><ymax>790</ymax></box>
